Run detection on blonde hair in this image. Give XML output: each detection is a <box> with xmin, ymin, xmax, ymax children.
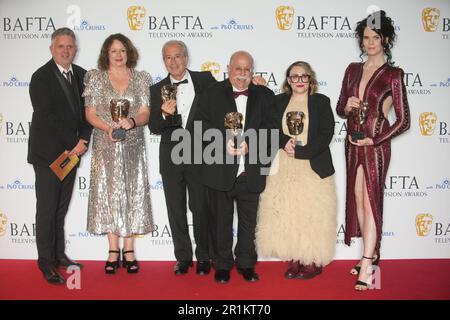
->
<box><xmin>282</xmin><ymin>61</ymin><xmax>318</xmax><ymax>95</ymax></box>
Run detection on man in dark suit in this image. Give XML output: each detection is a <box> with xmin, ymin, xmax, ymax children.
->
<box><xmin>149</xmin><ymin>40</ymin><xmax>216</xmax><ymax>276</ymax></box>
<box><xmin>195</xmin><ymin>51</ymin><xmax>278</xmax><ymax>284</ymax></box>
<box><xmin>28</xmin><ymin>28</ymin><xmax>92</xmax><ymax>284</ymax></box>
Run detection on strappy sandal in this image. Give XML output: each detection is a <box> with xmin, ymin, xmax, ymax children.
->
<box><xmin>105</xmin><ymin>250</ymin><xmax>120</xmax><ymax>274</ymax></box>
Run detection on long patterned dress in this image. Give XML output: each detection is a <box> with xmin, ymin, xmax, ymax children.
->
<box><xmin>336</xmin><ymin>62</ymin><xmax>410</xmax><ymax>253</ymax></box>
<box><xmin>83</xmin><ymin>69</ymin><xmax>154</xmax><ymax>237</ymax></box>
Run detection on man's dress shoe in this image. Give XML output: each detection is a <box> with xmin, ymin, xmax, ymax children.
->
<box><xmin>214</xmin><ymin>270</ymin><xmax>230</xmax><ymax>284</ymax></box>
<box><xmin>57</xmin><ymin>256</ymin><xmax>84</xmax><ymax>269</ymax></box>
<box><xmin>43</xmin><ymin>268</ymin><xmax>65</xmax><ymax>285</ymax></box>
<box><xmin>196</xmin><ymin>261</ymin><xmax>211</xmax><ymax>275</ymax></box>
<box><xmin>237</xmin><ymin>268</ymin><xmax>259</xmax><ymax>282</ymax></box>
<box><xmin>174</xmin><ymin>261</ymin><xmax>193</xmax><ymax>275</ymax></box>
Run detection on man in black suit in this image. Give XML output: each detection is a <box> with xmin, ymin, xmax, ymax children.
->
<box><xmin>28</xmin><ymin>28</ymin><xmax>92</xmax><ymax>284</ymax></box>
<box><xmin>195</xmin><ymin>51</ymin><xmax>278</xmax><ymax>284</ymax></box>
<box><xmin>149</xmin><ymin>40</ymin><xmax>216</xmax><ymax>276</ymax></box>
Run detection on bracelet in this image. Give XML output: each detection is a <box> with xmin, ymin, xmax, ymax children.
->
<box><xmin>130</xmin><ymin>117</ymin><xmax>136</xmax><ymax>129</ymax></box>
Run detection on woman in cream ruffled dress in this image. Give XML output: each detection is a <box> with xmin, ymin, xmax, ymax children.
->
<box><xmin>256</xmin><ymin>61</ymin><xmax>337</xmax><ymax>279</ymax></box>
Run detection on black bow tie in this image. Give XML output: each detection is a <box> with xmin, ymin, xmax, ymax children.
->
<box><xmin>173</xmin><ymin>79</ymin><xmax>188</xmax><ymax>86</ymax></box>
<box><xmin>232</xmin><ymin>89</ymin><xmax>248</xmax><ymax>99</ymax></box>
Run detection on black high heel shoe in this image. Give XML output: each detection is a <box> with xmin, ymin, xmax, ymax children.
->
<box><xmin>122</xmin><ymin>249</ymin><xmax>139</xmax><ymax>274</ymax></box>
<box><xmin>354</xmin><ymin>255</ymin><xmax>377</xmax><ymax>291</ymax></box>
<box><xmin>105</xmin><ymin>250</ymin><xmax>120</xmax><ymax>274</ymax></box>
<box><xmin>350</xmin><ymin>251</ymin><xmax>380</xmax><ymax>275</ymax></box>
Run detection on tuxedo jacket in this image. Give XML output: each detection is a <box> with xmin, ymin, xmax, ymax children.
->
<box><xmin>195</xmin><ymin>79</ymin><xmax>278</xmax><ymax>193</ymax></box>
<box><xmin>277</xmin><ymin>92</ymin><xmax>335</xmax><ymax>178</ymax></box>
<box><xmin>28</xmin><ymin>59</ymin><xmax>92</xmax><ymax>166</ymax></box>
<box><xmin>149</xmin><ymin>70</ymin><xmax>216</xmax><ymax>176</ymax></box>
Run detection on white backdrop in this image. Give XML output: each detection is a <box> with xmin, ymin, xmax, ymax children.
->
<box><xmin>0</xmin><ymin>0</ymin><xmax>449</xmax><ymax>261</ymax></box>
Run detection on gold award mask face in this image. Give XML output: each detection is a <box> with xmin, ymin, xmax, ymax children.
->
<box><xmin>128</xmin><ymin>6</ymin><xmax>146</xmax><ymax>31</ymax></box>
<box><xmin>352</xmin><ymin>101</ymin><xmax>369</xmax><ymax>126</ymax></box>
<box><xmin>201</xmin><ymin>61</ymin><xmax>221</xmax><ymax>79</ymax></box>
<box><xmin>422</xmin><ymin>8</ymin><xmax>440</xmax><ymax>32</ymax></box>
<box><xmin>286</xmin><ymin>111</ymin><xmax>304</xmax><ymax>136</ymax></box>
<box><xmin>110</xmin><ymin>99</ymin><xmax>130</xmax><ymax>122</ymax></box>
<box><xmin>0</xmin><ymin>213</ymin><xmax>7</xmax><ymax>237</ymax></box>
<box><xmin>161</xmin><ymin>84</ymin><xmax>177</xmax><ymax>102</ymax></box>
<box><xmin>415</xmin><ymin>213</ymin><xmax>433</xmax><ymax>236</ymax></box>
<box><xmin>419</xmin><ymin>112</ymin><xmax>437</xmax><ymax>136</ymax></box>
<box><xmin>276</xmin><ymin>6</ymin><xmax>295</xmax><ymax>30</ymax></box>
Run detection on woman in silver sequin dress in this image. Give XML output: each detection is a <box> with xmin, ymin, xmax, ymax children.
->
<box><xmin>83</xmin><ymin>34</ymin><xmax>154</xmax><ymax>274</ymax></box>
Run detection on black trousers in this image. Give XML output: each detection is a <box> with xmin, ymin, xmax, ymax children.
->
<box><xmin>208</xmin><ymin>175</ymin><xmax>259</xmax><ymax>271</ymax></box>
<box><xmin>33</xmin><ymin>165</ymin><xmax>77</xmax><ymax>272</ymax></box>
<box><xmin>161</xmin><ymin>166</ymin><xmax>210</xmax><ymax>262</ymax></box>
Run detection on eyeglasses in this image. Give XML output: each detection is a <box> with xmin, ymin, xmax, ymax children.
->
<box><xmin>288</xmin><ymin>74</ymin><xmax>311</xmax><ymax>83</ymax></box>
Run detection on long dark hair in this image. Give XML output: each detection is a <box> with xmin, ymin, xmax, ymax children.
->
<box><xmin>355</xmin><ymin>10</ymin><xmax>396</xmax><ymax>66</ymax></box>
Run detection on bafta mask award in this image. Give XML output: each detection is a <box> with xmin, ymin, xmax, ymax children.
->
<box><xmin>161</xmin><ymin>84</ymin><xmax>182</xmax><ymax>127</ymax></box>
<box><xmin>110</xmin><ymin>98</ymin><xmax>130</xmax><ymax>140</ymax></box>
<box><xmin>351</xmin><ymin>101</ymin><xmax>369</xmax><ymax>141</ymax></box>
<box><xmin>286</xmin><ymin>111</ymin><xmax>305</xmax><ymax>146</ymax></box>
<box><xmin>224</xmin><ymin>112</ymin><xmax>243</xmax><ymax>148</ymax></box>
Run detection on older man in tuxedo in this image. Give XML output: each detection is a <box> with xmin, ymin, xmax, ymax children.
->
<box><xmin>28</xmin><ymin>28</ymin><xmax>92</xmax><ymax>284</ymax></box>
<box><xmin>149</xmin><ymin>40</ymin><xmax>217</xmax><ymax>276</ymax></box>
<box><xmin>195</xmin><ymin>51</ymin><xmax>278</xmax><ymax>284</ymax></box>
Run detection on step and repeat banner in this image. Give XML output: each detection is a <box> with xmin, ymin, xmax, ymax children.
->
<box><xmin>0</xmin><ymin>0</ymin><xmax>449</xmax><ymax>261</ymax></box>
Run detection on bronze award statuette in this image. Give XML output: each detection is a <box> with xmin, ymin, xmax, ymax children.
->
<box><xmin>351</xmin><ymin>101</ymin><xmax>369</xmax><ymax>142</ymax></box>
<box><xmin>286</xmin><ymin>111</ymin><xmax>305</xmax><ymax>146</ymax></box>
<box><xmin>224</xmin><ymin>112</ymin><xmax>243</xmax><ymax>148</ymax></box>
<box><xmin>110</xmin><ymin>98</ymin><xmax>130</xmax><ymax>140</ymax></box>
<box><xmin>161</xmin><ymin>84</ymin><xmax>182</xmax><ymax>127</ymax></box>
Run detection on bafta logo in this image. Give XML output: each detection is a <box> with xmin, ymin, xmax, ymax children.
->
<box><xmin>110</xmin><ymin>99</ymin><xmax>130</xmax><ymax>140</ymax></box>
<box><xmin>422</xmin><ymin>8</ymin><xmax>440</xmax><ymax>32</ymax></box>
<box><xmin>351</xmin><ymin>101</ymin><xmax>369</xmax><ymax>141</ymax></box>
<box><xmin>419</xmin><ymin>112</ymin><xmax>437</xmax><ymax>136</ymax></box>
<box><xmin>201</xmin><ymin>61</ymin><xmax>221</xmax><ymax>80</ymax></box>
<box><xmin>0</xmin><ymin>212</ymin><xmax>7</xmax><ymax>237</ymax></box>
<box><xmin>286</xmin><ymin>111</ymin><xmax>305</xmax><ymax>146</ymax></box>
<box><xmin>224</xmin><ymin>112</ymin><xmax>243</xmax><ymax>147</ymax></box>
<box><xmin>161</xmin><ymin>85</ymin><xmax>182</xmax><ymax>127</ymax></box>
<box><xmin>275</xmin><ymin>6</ymin><xmax>295</xmax><ymax>30</ymax></box>
<box><xmin>415</xmin><ymin>213</ymin><xmax>433</xmax><ymax>236</ymax></box>
<box><xmin>127</xmin><ymin>6</ymin><xmax>146</xmax><ymax>30</ymax></box>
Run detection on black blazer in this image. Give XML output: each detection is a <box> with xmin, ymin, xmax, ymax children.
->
<box><xmin>28</xmin><ymin>59</ymin><xmax>92</xmax><ymax>166</ymax></box>
<box><xmin>195</xmin><ymin>79</ymin><xmax>278</xmax><ymax>193</ymax></box>
<box><xmin>277</xmin><ymin>92</ymin><xmax>335</xmax><ymax>179</ymax></box>
<box><xmin>149</xmin><ymin>70</ymin><xmax>216</xmax><ymax>176</ymax></box>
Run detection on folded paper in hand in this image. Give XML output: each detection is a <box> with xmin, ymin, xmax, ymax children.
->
<box><xmin>49</xmin><ymin>151</ymin><xmax>79</xmax><ymax>181</ymax></box>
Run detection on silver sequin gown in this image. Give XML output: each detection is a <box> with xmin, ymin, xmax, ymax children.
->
<box><xmin>83</xmin><ymin>69</ymin><xmax>154</xmax><ymax>237</ymax></box>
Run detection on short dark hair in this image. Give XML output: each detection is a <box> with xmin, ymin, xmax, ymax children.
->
<box><xmin>97</xmin><ymin>33</ymin><xmax>139</xmax><ymax>71</ymax></box>
<box><xmin>355</xmin><ymin>10</ymin><xmax>397</xmax><ymax>66</ymax></box>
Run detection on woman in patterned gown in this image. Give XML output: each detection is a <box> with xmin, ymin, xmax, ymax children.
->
<box><xmin>83</xmin><ymin>34</ymin><xmax>154</xmax><ymax>274</ymax></box>
<box><xmin>336</xmin><ymin>11</ymin><xmax>410</xmax><ymax>290</ymax></box>
<box><xmin>256</xmin><ymin>61</ymin><xmax>337</xmax><ymax>280</ymax></box>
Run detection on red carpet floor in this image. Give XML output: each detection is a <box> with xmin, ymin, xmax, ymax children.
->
<box><xmin>0</xmin><ymin>259</ymin><xmax>449</xmax><ymax>300</ymax></box>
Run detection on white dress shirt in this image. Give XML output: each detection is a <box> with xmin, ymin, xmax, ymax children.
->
<box><xmin>55</xmin><ymin>63</ymin><xmax>73</xmax><ymax>81</ymax></box>
<box><xmin>232</xmin><ymin>86</ymin><xmax>247</xmax><ymax>177</ymax></box>
<box><xmin>170</xmin><ymin>70</ymin><xmax>195</xmax><ymax>129</ymax></box>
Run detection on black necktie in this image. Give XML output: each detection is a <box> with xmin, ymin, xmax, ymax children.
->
<box><xmin>232</xmin><ymin>89</ymin><xmax>248</xmax><ymax>99</ymax></box>
<box><xmin>63</xmin><ymin>71</ymin><xmax>72</xmax><ymax>85</ymax></box>
<box><xmin>173</xmin><ymin>79</ymin><xmax>188</xmax><ymax>86</ymax></box>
